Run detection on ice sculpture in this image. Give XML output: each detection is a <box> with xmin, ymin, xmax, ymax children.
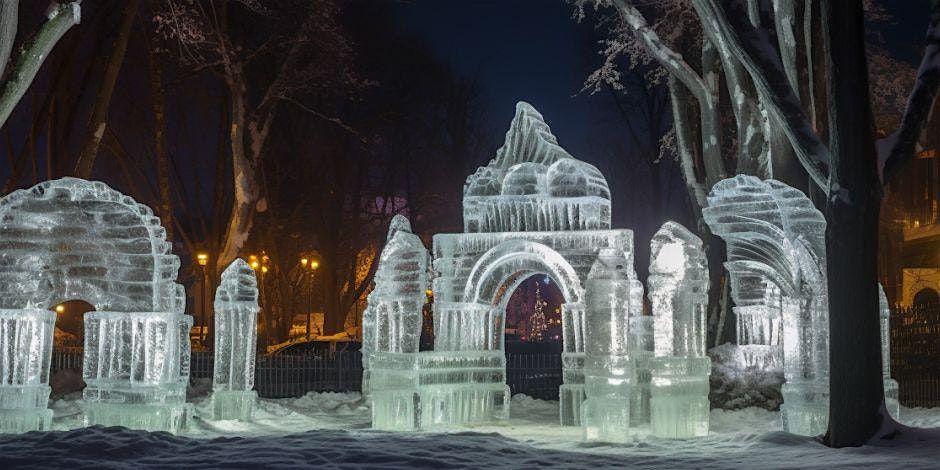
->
<box><xmin>369</xmin><ymin>102</ymin><xmax>641</xmax><ymax>431</ymax></box>
<box><xmin>580</xmin><ymin>249</ymin><xmax>645</xmax><ymax>442</ymax></box>
<box><xmin>647</xmin><ymin>222</ymin><xmax>710</xmax><ymax>438</ymax></box>
<box><xmin>880</xmin><ymin>285</ymin><xmax>899</xmax><ymax>419</ymax></box>
<box><xmin>0</xmin><ymin>178</ymin><xmax>192</xmax><ymax>433</ymax></box>
<box><xmin>703</xmin><ymin>175</ymin><xmax>829</xmax><ymax>436</ymax></box>
<box><xmin>211</xmin><ymin>259</ymin><xmax>259</xmax><ymax>420</ymax></box>
<box><xmin>362</xmin><ymin>215</ymin><xmax>428</xmax><ymax>401</ymax></box>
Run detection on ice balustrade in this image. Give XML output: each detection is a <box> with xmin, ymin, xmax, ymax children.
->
<box><xmin>211</xmin><ymin>259</ymin><xmax>259</xmax><ymax>420</ymax></box>
<box><xmin>0</xmin><ymin>178</ymin><xmax>192</xmax><ymax>433</ymax></box>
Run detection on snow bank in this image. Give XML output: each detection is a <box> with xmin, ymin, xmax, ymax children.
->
<box><xmin>0</xmin><ymin>393</ymin><xmax>937</xmax><ymax>468</ymax></box>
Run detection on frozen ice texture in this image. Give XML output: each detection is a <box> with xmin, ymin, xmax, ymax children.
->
<box><xmin>462</xmin><ymin>102</ymin><xmax>611</xmax><ymax>233</ymax></box>
<box><xmin>580</xmin><ymin>248</ymin><xmax>646</xmax><ymax>442</ymax></box>
<box><xmin>362</xmin><ymin>215</ymin><xmax>429</xmax><ymax>401</ymax></box>
<box><xmin>0</xmin><ymin>308</ymin><xmax>55</xmax><ymax>432</ymax></box>
<box><xmin>647</xmin><ymin>222</ymin><xmax>710</xmax><ymax>438</ymax></box>
<box><xmin>880</xmin><ymin>284</ymin><xmax>899</xmax><ymax>419</ymax></box>
<box><xmin>211</xmin><ymin>259</ymin><xmax>259</xmax><ymax>420</ymax></box>
<box><xmin>0</xmin><ymin>178</ymin><xmax>192</xmax><ymax>433</ymax></box>
<box><xmin>703</xmin><ymin>175</ymin><xmax>829</xmax><ymax>436</ymax></box>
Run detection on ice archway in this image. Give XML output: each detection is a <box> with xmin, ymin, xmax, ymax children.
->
<box><xmin>462</xmin><ymin>239</ymin><xmax>583</xmax><ymax>305</ymax></box>
<box><xmin>0</xmin><ymin>178</ymin><xmax>191</xmax><ymax>433</ymax></box>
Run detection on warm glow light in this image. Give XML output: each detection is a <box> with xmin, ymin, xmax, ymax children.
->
<box><xmin>261</xmin><ymin>266</ymin><xmax>269</xmax><ymax>273</ymax></box>
<box><xmin>301</xmin><ymin>258</ymin><xmax>309</xmax><ymax>267</ymax></box>
<box><xmin>311</xmin><ymin>261</ymin><xmax>319</xmax><ymax>270</ymax></box>
<box><xmin>425</xmin><ymin>289</ymin><xmax>433</xmax><ymax>297</ymax></box>
<box><xmin>250</xmin><ymin>261</ymin><xmax>260</xmax><ymax>269</ymax></box>
<box><xmin>55</xmin><ymin>305</ymin><xmax>64</xmax><ymax>314</ymax></box>
<box><xmin>196</xmin><ymin>253</ymin><xmax>209</xmax><ymax>266</ymax></box>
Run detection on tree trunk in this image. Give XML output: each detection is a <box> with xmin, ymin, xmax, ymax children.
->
<box><xmin>73</xmin><ymin>0</ymin><xmax>138</xmax><ymax>178</ymax></box>
<box><xmin>149</xmin><ymin>37</ymin><xmax>173</xmax><ymax>241</ymax></box>
<box><xmin>822</xmin><ymin>0</ymin><xmax>886</xmax><ymax>448</ymax></box>
<box><xmin>0</xmin><ymin>0</ymin><xmax>18</xmax><ymax>81</ymax></box>
<box><xmin>0</xmin><ymin>2</ymin><xmax>80</xmax><ymax>128</ymax></box>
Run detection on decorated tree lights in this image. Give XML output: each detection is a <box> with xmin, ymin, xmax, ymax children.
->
<box><xmin>528</xmin><ymin>283</ymin><xmax>548</xmax><ymax>341</ymax></box>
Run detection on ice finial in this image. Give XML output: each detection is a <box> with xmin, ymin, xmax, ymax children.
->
<box><xmin>215</xmin><ymin>258</ymin><xmax>258</xmax><ymax>306</ymax></box>
<box><xmin>649</xmin><ymin>222</ymin><xmax>708</xmax><ymax>358</ymax></box>
<box><xmin>587</xmin><ymin>248</ymin><xmax>630</xmax><ymax>281</ymax></box>
<box><xmin>387</xmin><ymin>214</ymin><xmax>412</xmax><ymax>241</ymax></box>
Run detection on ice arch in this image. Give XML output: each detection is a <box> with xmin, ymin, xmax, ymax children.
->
<box><xmin>0</xmin><ymin>178</ymin><xmax>191</xmax><ymax>433</ymax></box>
<box><xmin>462</xmin><ymin>239</ymin><xmax>583</xmax><ymax>305</ymax></box>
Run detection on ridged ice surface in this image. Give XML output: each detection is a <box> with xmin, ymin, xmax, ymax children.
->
<box><xmin>463</xmin><ymin>102</ymin><xmax>611</xmax><ymax>233</ymax></box>
<box><xmin>362</xmin><ymin>216</ymin><xmax>428</xmax><ymax>398</ymax></box>
<box><xmin>703</xmin><ymin>176</ymin><xmax>829</xmax><ymax>436</ymax></box>
<box><xmin>880</xmin><ymin>284</ymin><xmax>899</xmax><ymax>419</ymax></box>
<box><xmin>212</xmin><ymin>259</ymin><xmax>259</xmax><ymax>420</ymax></box>
<box><xmin>0</xmin><ymin>178</ymin><xmax>192</xmax><ymax>433</ymax></box>
<box><xmin>647</xmin><ymin>222</ymin><xmax>710</xmax><ymax>438</ymax></box>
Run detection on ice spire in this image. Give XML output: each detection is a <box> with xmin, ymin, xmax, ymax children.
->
<box><xmin>211</xmin><ymin>258</ymin><xmax>259</xmax><ymax>420</ymax></box>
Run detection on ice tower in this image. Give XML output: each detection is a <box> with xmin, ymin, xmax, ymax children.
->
<box><xmin>211</xmin><ymin>259</ymin><xmax>259</xmax><ymax>420</ymax></box>
<box><xmin>880</xmin><ymin>285</ymin><xmax>899</xmax><ymax>419</ymax></box>
<box><xmin>0</xmin><ymin>178</ymin><xmax>192</xmax><ymax>433</ymax></box>
<box><xmin>647</xmin><ymin>222</ymin><xmax>710</xmax><ymax>438</ymax></box>
<box><xmin>703</xmin><ymin>175</ymin><xmax>829</xmax><ymax>436</ymax></box>
<box><xmin>368</xmin><ymin>102</ymin><xmax>640</xmax><ymax>430</ymax></box>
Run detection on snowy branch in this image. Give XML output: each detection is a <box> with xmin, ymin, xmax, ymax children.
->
<box><xmin>0</xmin><ymin>1</ymin><xmax>80</xmax><ymax>129</ymax></box>
<box><xmin>692</xmin><ymin>0</ymin><xmax>831</xmax><ymax>192</ymax></box>
<box><xmin>881</xmin><ymin>1</ymin><xmax>940</xmax><ymax>184</ymax></box>
<box><xmin>0</xmin><ymin>0</ymin><xmax>18</xmax><ymax>81</ymax></box>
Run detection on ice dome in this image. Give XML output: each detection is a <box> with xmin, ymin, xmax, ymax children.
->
<box><xmin>501</xmin><ymin>163</ymin><xmax>547</xmax><ymax>195</ymax></box>
<box><xmin>462</xmin><ymin>102</ymin><xmax>612</xmax><ymax>233</ymax></box>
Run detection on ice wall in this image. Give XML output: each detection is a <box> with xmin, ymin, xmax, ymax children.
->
<box><xmin>211</xmin><ymin>259</ymin><xmax>259</xmax><ymax>420</ymax></box>
<box><xmin>362</xmin><ymin>215</ymin><xmax>428</xmax><ymax>398</ymax></box>
<box><xmin>648</xmin><ymin>222</ymin><xmax>710</xmax><ymax>438</ymax></box>
<box><xmin>880</xmin><ymin>285</ymin><xmax>899</xmax><ymax>419</ymax></box>
<box><xmin>703</xmin><ymin>175</ymin><xmax>829</xmax><ymax>436</ymax></box>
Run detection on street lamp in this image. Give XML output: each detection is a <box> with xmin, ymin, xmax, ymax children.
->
<box><xmin>301</xmin><ymin>256</ymin><xmax>319</xmax><ymax>340</ymax></box>
<box><xmin>55</xmin><ymin>304</ymin><xmax>65</xmax><ymax>314</ymax></box>
<box><xmin>196</xmin><ymin>252</ymin><xmax>209</xmax><ymax>346</ymax></box>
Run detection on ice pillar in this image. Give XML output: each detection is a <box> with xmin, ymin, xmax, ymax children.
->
<box><xmin>211</xmin><ymin>259</ymin><xmax>259</xmax><ymax>420</ymax></box>
<box><xmin>0</xmin><ymin>308</ymin><xmax>55</xmax><ymax>432</ymax></box>
<box><xmin>880</xmin><ymin>285</ymin><xmax>899</xmax><ymax>419</ymax></box>
<box><xmin>647</xmin><ymin>222</ymin><xmax>710</xmax><ymax>438</ymax></box>
<box><xmin>362</xmin><ymin>215</ymin><xmax>428</xmax><ymax>410</ymax></box>
<box><xmin>581</xmin><ymin>248</ymin><xmax>645</xmax><ymax>442</ymax></box>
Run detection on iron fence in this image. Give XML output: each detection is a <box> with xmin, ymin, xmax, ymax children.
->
<box><xmin>49</xmin><ymin>350</ymin><xmax>564</xmax><ymax>400</ymax></box>
<box><xmin>891</xmin><ymin>303</ymin><xmax>940</xmax><ymax>407</ymax></box>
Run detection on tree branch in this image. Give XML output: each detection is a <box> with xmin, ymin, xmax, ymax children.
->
<box><xmin>0</xmin><ymin>0</ymin><xmax>18</xmax><ymax>81</ymax></box>
<box><xmin>0</xmin><ymin>2</ymin><xmax>80</xmax><ymax>129</ymax></box>
<box><xmin>691</xmin><ymin>0</ymin><xmax>830</xmax><ymax>192</ymax></box>
<box><xmin>882</xmin><ymin>1</ymin><xmax>940</xmax><ymax>184</ymax></box>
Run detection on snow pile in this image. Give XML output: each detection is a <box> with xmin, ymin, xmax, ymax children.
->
<box><xmin>709</xmin><ymin>343</ymin><xmax>785</xmax><ymax>410</ymax></box>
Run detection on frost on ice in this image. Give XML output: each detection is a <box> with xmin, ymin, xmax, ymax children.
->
<box><xmin>211</xmin><ymin>259</ymin><xmax>259</xmax><ymax>420</ymax></box>
<box><xmin>881</xmin><ymin>284</ymin><xmax>900</xmax><ymax>419</ymax></box>
<box><xmin>703</xmin><ymin>175</ymin><xmax>829</xmax><ymax>436</ymax></box>
<box><xmin>647</xmin><ymin>222</ymin><xmax>710</xmax><ymax>438</ymax></box>
<box><xmin>361</xmin><ymin>214</ymin><xmax>428</xmax><ymax>402</ymax></box>
<box><xmin>0</xmin><ymin>178</ymin><xmax>192</xmax><ymax>433</ymax></box>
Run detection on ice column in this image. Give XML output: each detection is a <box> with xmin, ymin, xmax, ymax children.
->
<box><xmin>703</xmin><ymin>175</ymin><xmax>829</xmax><ymax>436</ymax></box>
<box><xmin>880</xmin><ymin>285</ymin><xmax>899</xmax><ymax>419</ymax></box>
<box><xmin>581</xmin><ymin>248</ymin><xmax>644</xmax><ymax>442</ymax></box>
<box><xmin>648</xmin><ymin>222</ymin><xmax>710</xmax><ymax>438</ymax></box>
<box><xmin>362</xmin><ymin>215</ymin><xmax>428</xmax><ymax>398</ymax></box>
<box><xmin>0</xmin><ymin>308</ymin><xmax>55</xmax><ymax>432</ymax></box>
<box><xmin>211</xmin><ymin>259</ymin><xmax>259</xmax><ymax>420</ymax></box>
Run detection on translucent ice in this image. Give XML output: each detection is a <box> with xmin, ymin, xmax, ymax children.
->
<box><xmin>362</xmin><ymin>215</ymin><xmax>429</xmax><ymax>399</ymax></box>
<box><xmin>0</xmin><ymin>178</ymin><xmax>192</xmax><ymax>433</ymax></box>
<box><xmin>647</xmin><ymin>222</ymin><xmax>710</xmax><ymax>438</ymax></box>
<box><xmin>211</xmin><ymin>259</ymin><xmax>259</xmax><ymax>420</ymax></box>
<box><xmin>703</xmin><ymin>175</ymin><xmax>829</xmax><ymax>436</ymax></box>
<box><xmin>880</xmin><ymin>284</ymin><xmax>899</xmax><ymax>419</ymax></box>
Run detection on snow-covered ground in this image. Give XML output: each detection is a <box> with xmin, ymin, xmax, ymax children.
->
<box><xmin>1</xmin><ymin>394</ymin><xmax>937</xmax><ymax>468</ymax></box>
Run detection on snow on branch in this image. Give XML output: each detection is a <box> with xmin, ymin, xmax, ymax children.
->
<box><xmin>0</xmin><ymin>1</ymin><xmax>81</xmax><ymax>129</ymax></box>
<box><xmin>692</xmin><ymin>0</ymin><xmax>831</xmax><ymax>193</ymax></box>
<box><xmin>881</xmin><ymin>1</ymin><xmax>940</xmax><ymax>185</ymax></box>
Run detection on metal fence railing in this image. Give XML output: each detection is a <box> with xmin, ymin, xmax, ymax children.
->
<box><xmin>49</xmin><ymin>350</ymin><xmax>564</xmax><ymax>400</ymax></box>
<box><xmin>891</xmin><ymin>303</ymin><xmax>940</xmax><ymax>408</ymax></box>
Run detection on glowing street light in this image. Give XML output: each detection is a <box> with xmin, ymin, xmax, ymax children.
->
<box><xmin>250</xmin><ymin>260</ymin><xmax>260</xmax><ymax>270</ymax></box>
<box><xmin>261</xmin><ymin>266</ymin><xmax>269</xmax><ymax>273</ymax></box>
<box><xmin>196</xmin><ymin>253</ymin><xmax>209</xmax><ymax>266</ymax></box>
<box><xmin>55</xmin><ymin>305</ymin><xmax>64</xmax><ymax>314</ymax></box>
<box><xmin>310</xmin><ymin>260</ymin><xmax>319</xmax><ymax>270</ymax></box>
<box><xmin>301</xmin><ymin>258</ymin><xmax>309</xmax><ymax>268</ymax></box>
